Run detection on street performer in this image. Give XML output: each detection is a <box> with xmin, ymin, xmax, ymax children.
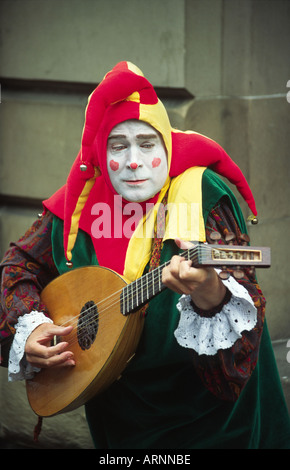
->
<box><xmin>1</xmin><ymin>62</ymin><xmax>290</xmax><ymax>448</ymax></box>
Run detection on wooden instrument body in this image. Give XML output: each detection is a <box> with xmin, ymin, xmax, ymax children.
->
<box><xmin>26</xmin><ymin>266</ymin><xmax>144</xmax><ymax>417</ymax></box>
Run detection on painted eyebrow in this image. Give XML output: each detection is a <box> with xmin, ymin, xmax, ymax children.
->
<box><xmin>108</xmin><ymin>133</ymin><xmax>158</xmax><ymax>141</ymax></box>
<box><xmin>107</xmin><ymin>134</ymin><xmax>126</xmax><ymax>141</ymax></box>
<box><xmin>136</xmin><ymin>134</ymin><xmax>158</xmax><ymax>140</ymax></box>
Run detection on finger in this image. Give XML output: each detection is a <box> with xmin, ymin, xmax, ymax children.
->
<box><xmin>175</xmin><ymin>237</ymin><xmax>196</xmax><ymax>250</ymax></box>
<box><xmin>27</xmin><ymin>350</ymin><xmax>75</xmax><ymax>369</ymax></box>
<box><xmin>162</xmin><ymin>256</ymin><xmax>183</xmax><ymax>287</ymax></box>
<box><xmin>168</xmin><ymin>255</ymin><xmax>186</xmax><ymax>278</ymax></box>
<box><xmin>27</xmin><ymin>339</ymin><xmax>71</xmax><ymax>358</ymax></box>
<box><xmin>162</xmin><ymin>261</ymin><xmax>195</xmax><ymax>295</ymax></box>
<box><xmin>38</xmin><ymin>324</ymin><xmax>73</xmax><ymax>342</ymax></box>
<box><xmin>179</xmin><ymin>261</ymin><xmax>208</xmax><ymax>284</ymax></box>
<box><xmin>26</xmin><ymin>325</ymin><xmax>73</xmax><ymax>353</ymax></box>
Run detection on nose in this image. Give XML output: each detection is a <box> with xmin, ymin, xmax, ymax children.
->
<box><xmin>126</xmin><ymin>146</ymin><xmax>143</xmax><ymax>170</ymax></box>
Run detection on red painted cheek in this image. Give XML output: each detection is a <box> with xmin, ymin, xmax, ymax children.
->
<box><xmin>152</xmin><ymin>157</ymin><xmax>161</xmax><ymax>168</ymax></box>
<box><xmin>109</xmin><ymin>160</ymin><xmax>119</xmax><ymax>171</ymax></box>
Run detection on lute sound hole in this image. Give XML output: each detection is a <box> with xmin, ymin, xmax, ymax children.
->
<box><xmin>77</xmin><ymin>300</ymin><xmax>99</xmax><ymax>350</ymax></box>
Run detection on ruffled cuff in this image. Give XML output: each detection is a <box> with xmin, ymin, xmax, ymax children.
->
<box><xmin>8</xmin><ymin>311</ymin><xmax>53</xmax><ymax>382</ymax></box>
<box><xmin>174</xmin><ymin>272</ymin><xmax>257</xmax><ymax>356</ymax></box>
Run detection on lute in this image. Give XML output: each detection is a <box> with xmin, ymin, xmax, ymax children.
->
<box><xmin>26</xmin><ymin>243</ymin><xmax>270</xmax><ymax>417</ymax></box>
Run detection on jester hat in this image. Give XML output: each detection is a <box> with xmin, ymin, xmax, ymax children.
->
<box><xmin>44</xmin><ymin>61</ymin><xmax>257</xmax><ymax>265</ymax></box>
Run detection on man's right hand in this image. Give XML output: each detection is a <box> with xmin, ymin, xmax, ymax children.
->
<box><xmin>25</xmin><ymin>323</ymin><xmax>75</xmax><ymax>369</ymax></box>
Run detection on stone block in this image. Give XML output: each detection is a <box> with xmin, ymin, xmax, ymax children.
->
<box><xmin>185</xmin><ymin>0</ymin><xmax>223</xmax><ymax>96</ymax></box>
<box><xmin>0</xmin><ymin>206</ymin><xmax>38</xmax><ymax>258</ymax></box>
<box><xmin>249</xmin><ymin>217</ymin><xmax>290</xmax><ymax>341</ymax></box>
<box><xmin>250</xmin><ymin>0</ymin><xmax>290</xmax><ymax>95</ymax></box>
<box><xmin>0</xmin><ymin>93</ymin><xmax>85</xmax><ymax>200</ymax></box>
<box><xmin>183</xmin><ymin>97</ymin><xmax>250</xmax><ymax>214</ymax></box>
<box><xmin>248</xmin><ymin>97</ymin><xmax>290</xmax><ymax>221</ymax></box>
<box><xmin>0</xmin><ymin>0</ymin><xmax>185</xmax><ymax>88</ymax></box>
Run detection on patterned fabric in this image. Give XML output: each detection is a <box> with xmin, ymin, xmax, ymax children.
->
<box><xmin>0</xmin><ymin>211</ymin><xmax>57</xmax><ymax>342</ymax></box>
<box><xmin>198</xmin><ymin>198</ymin><xmax>266</xmax><ymax>400</ymax></box>
<box><xmin>139</xmin><ymin>192</ymin><xmax>168</xmax><ymax>318</ymax></box>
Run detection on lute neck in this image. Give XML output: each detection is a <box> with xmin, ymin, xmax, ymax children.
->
<box><xmin>120</xmin><ymin>245</ymin><xmax>200</xmax><ymax>316</ymax></box>
<box><xmin>119</xmin><ymin>242</ymin><xmax>270</xmax><ymax>316</ymax></box>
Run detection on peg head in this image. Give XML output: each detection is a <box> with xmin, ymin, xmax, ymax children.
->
<box><xmin>218</xmin><ymin>268</ymin><xmax>230</xmax><ymax>280</ymax></box>
<box><xmin>225</xmin><ymin>232</ymin><xmax>236</xmax><ymax>244</ymax></box>
<box><xmin>233</xmin><ymin>268</ymin><xmax>244</xmax><ymax>279</ymax></box>
<box><xmin>209</xmin><ymin>232</ymin><xmax>221</xmax><ymax>242</ymax></box>
<box><xmin>240</xmin><ymin>233</ymin><xmax>250</xmax><ymax>245</ymax></box>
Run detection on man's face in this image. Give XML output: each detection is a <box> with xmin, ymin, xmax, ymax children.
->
<box><xmin>107</xmin><ymin>120</ymin><xmax>168</xmax><ymax>202</ymax></box>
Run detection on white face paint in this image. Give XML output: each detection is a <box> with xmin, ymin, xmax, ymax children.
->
<box><xmin>107</xmin><ymin>120</ymin><xmax>168</xmax><ymax>202</ymax></box>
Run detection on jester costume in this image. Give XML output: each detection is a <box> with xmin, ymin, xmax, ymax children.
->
<box><xmin>1</xmin><ymin>62</ymin><xmax>290</xmax><ymax>449</ymax></box>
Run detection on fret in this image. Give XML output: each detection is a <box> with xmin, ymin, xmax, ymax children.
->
<box><xmin>127</xmin><ymin>284</ymin><xmax>130</xmax><ymax>314</ymax></box>
<box><xmin>141</xmin><ymin>276</ymin><xmax>144</xmax><ymax>305</ymax></box>
<box><xmin>134</xmin><ymin>281</ymin><xmax>138</xmax><ymax>308</ymax></box>
<box><xmin>152</xmin><ymin>271</ymin><xmax>155</xmax><ymax>297</ymax></box>
<box><xmin>131</xmin><ymin>283</ymin><xmax>135</xmax><ymax>311</ymax></box>
<box><xmin>136</xmin><ymin>277</ymin><xmax>142</xmax><ymax>308</ymax></box>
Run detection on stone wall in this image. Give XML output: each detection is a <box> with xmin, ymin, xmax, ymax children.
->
<box><xmin>1</xmin><ymin>0</ymin><xmax>289</xmax><ymax>448</ymax></box>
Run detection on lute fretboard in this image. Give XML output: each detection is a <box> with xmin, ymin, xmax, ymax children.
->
<box><xmin>120</xmin><ymin>243</ymin><xmax>271</xmax><ymax>315</ymax></box>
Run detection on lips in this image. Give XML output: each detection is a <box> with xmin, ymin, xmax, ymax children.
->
<box><xmin>124</xmin><ymin>179</ymin><xmax>148</xmax><ymax>185</ymax></box>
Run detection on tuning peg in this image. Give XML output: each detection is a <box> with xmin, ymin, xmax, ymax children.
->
<box><xmin>240</xmin><ymin>233</ymin><xmax>250</xmax><ymax>245</ymax></box>
<box><xmin>233</xmin><ymin>267</ymin><xmax>244</xmax><ymax>279</ymax></box>
<box><xmin>218</xmin><ymin>267</ymin><xmax>230</xmax><ymax>280</ymax></box>
<box><xmin>249</xmin><ymin>266</ymin><xmax>255</xmax><ymax>276</ymax></box>
<box><xmin>209</xmin><ymin>232</ymin><xmax>221</xmax><ymax>242</ymax></box>
<box><xmin>225</xmin><ymin>232</ymin><xmax>236</xmax><ymax>245</ymax></box>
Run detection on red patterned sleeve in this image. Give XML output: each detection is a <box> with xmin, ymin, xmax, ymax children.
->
<box><xmin>191</xmin><ymin>197</ymin><xmax>266</xmax><ymax>402</ymax></box>
<box><xmin>0</xmin><ymin>212</ymin><xmax>58</xmax><ymax>343</ymax></box>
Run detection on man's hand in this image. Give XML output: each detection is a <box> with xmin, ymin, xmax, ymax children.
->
<box><xmin>25</xmin><ymin>323</ymin><xmax>75</xmax><ymax>369</ymax></box>
<box><xmin>162</xmin><ymin>238</ymin><xmax>227</xmax><ymax>310</ymax></box>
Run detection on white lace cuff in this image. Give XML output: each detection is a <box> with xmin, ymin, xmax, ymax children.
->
<box><xmin>8</xmin><ymin>311</ymin><xmax>53</xmax><ymax>382</ymax></box>
<box><xmin>174</xmin><ymin>272</ymin><xmax>257</xmax><ymax>356</ymax></box>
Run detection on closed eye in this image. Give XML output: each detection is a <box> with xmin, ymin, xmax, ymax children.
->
<box><xmin>111</xmin><ymin>143</ymin><xmax>127</xmax><ymax>152</ymax></box>
<box><xmin>140</xmin><ymin>142</ymin><xmax>155</xmax><ymax>149</ymax></box>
